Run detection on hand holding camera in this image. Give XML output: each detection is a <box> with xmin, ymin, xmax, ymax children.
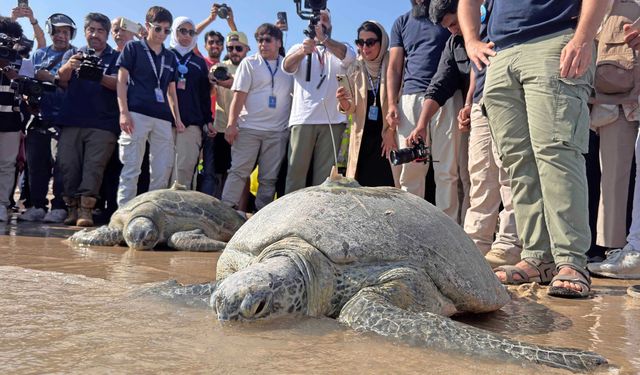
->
<box><xmin>391</xmin><ymin>137</ymin><xmax>432</xmax><ymax>166</ymax></box>
<box><xmin>209</xmin><ymin>65</ymin><xmax>233</xmax><ymax>88</ymax></box>
<box><xmin>77</xmin><ymin>48</ymin><xmax>104</xmax><ymax>82</ymax></box>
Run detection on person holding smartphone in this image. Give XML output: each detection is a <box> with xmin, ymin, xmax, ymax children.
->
<box><xmin>336</xmin><ymin>20</ymin><xmax>398</xmax><ymax>187</ymax></box>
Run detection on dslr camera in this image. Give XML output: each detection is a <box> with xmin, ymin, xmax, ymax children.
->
<box><xmin>216</xmin><ymin>3</ymin><xmax>230</xmax><ymax>20</ymax></box>
<box><xmin>77</xmin><ymin>48</ymin><xmax>104</xmax><ymax>81</ymax></box>
<box><xmin>0</xmin><ymin>33</ymin><xmax>19</xmax><ymax>64</ymax></box>
<box><xmin>390</xmin><ymin>138</ymin><xmax>433</xmax><ymax>166</ymax></box>
<box><xmin>11</xmin><ymin>76</ymin><xmax>56</xmax><ymax>105</ymax></box>
<box><xmin>209</xmin><ymin>65</ymin><xmax>230</xmax><ymax>82</ymax></box>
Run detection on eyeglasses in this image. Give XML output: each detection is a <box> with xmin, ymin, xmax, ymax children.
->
<box><xmin>178</xmin><ymin>28</ymin><xmax>196</xmax><ymax>37</ymax></box>
<box><xmin>207</xmin><ymin>39</ymin><xmax>223</xmax><ymax>46</ymax></box>
<box><xmin>226</xmin><ymin>45</ymin><xmax>244</xmax><ymax>53</ymax></box>
<box><xmin>257</xmin><ymin>36</ymin><xmax>273</xmax><ymax>44</ymax></box>
<box><xmin>355</xmin><ymin>38</ymin><xmax>379</xmax><ymax>48</ymax></box>
<box><xmin>147</xmin><ymin>22</ymin><xmax>171</xmax><ymax>35</ymax></box>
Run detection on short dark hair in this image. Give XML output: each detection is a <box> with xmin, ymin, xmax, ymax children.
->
<box><xmin>356</xmin><ymin>21</ymin><xmax>382</xmax><ymax>41</ymax></box>
<box><xmin>254</xmin><ymin>23</ymin><xmax>282</xmax><ymax>42</ymax></box>
<box><xmin>429</xmin><ymin>0</ymin><xmax>458</xmax><ymax>24</ymax></box>
<box><xmin>146</xmin><ymin>6</ymin><xmax>172</xmax><ymax>25</ymax></box>
<box><xmin>84</xmin><ymin>13</ymin><xmax>110</xmax><ymax>34</ymax></box>
<box><xmin>0</xmin><ymin>16</ymin><xmax>23</xmax><ymax>38</ymax></box>
<box><xmin>204</xmin><ymin>30</ymin><xmax>223</xmax><ymax>44</ymax></box>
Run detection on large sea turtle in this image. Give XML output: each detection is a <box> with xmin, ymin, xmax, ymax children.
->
<box><xmin>69</xmin><ymin>184</ymin><xmax>245</xmax><ymax>251</ymax></box>
<box><xmin>200</xmin><ymin>177</ymin><xmax>607</xmax><ymax>372</ymax></box>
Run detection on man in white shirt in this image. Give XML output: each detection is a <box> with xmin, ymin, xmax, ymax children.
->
<box><xmin>222</xmin><ymin>23</ymin><xmax>293</xmax><ymax>212</ymax></box>
<box><xmin>282</xmin><ymin>10</ymin><xmax>356</xmax><ymax>193</ymax></box>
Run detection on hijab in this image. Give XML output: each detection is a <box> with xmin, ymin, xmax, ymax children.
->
<box><xmin>169</xmin><ymin>16</ymin><xmax>196</xmax><ymax>56</ymax></box>
<box><xmin>361</xmin><ymin>20</ymin><xmax>389</xmax><ymax>80</ymax></box>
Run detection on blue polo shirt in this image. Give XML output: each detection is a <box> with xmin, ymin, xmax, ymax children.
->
<box><xmin>389</xmin><ymin>12</ymin><xmax>450</xmax><ymax>95</ymax></box>
<box><xmin>31</xmin><ymin>45</ymin><xmax>73</xmax><ymax>123</ymax></box>
<box><xmin>171</xmin><ymin>49</ymin><xmax>212</xmax><ymax>127</ymax></box>
<box><xmin>57</xmin><ymin>45</ymin><xmax>120</xmax><ymax>135</ymax></box>
<box><xmin>116</xmin><ymin>40</ymin><xmax>178</xmax><ymax>123</ymax></box>
<box><xmin>489</xmin><ymin>0</ymin><xmax>580</xmax><ymax>51</ymax></box>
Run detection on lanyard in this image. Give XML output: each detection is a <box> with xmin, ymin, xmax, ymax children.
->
<box><xmin>366</xmin><ymin>70</ymin><xmax>381</xmax><ymax>106</ymax></box>
<box><xmin>265</xmin><ymin>56</ymin><xmax>280</xmax><ymax>93</ymax></box>
<box><xmin>315</xmin><ymin>47</ymin><xmax>327</xmax><ymax>89</ymax></box>
<box><xmin>176</xmin><ymin>53</ymin><xmax>192</xmax><ymax>76</ymax></box>
<box><xmin>143</xmin><ymin>40</ymin><xmax>165</xmax><ymax>89</ymax></box>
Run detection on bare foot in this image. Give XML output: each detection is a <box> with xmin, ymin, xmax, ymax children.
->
<box><xmin>495</xmin><ymin>260</ymin><xmax>541</xmax><ymax>283</ymax></box>
<box><xmin>551</xmin><ymin>267</ymin><xmax>587</xmax><ymax>293</ymax></box>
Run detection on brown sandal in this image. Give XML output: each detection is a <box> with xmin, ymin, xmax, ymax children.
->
<box><xmin>493</xmin><ymin>258</ymin><xmax>557</xmax><ymax>285</ymax></box>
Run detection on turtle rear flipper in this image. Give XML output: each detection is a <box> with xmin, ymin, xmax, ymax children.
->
<box><xmin>168</xmin><ymin>229</ymin><xmax>227</xmax><ymax>252</ymax></box>
<box><xmin>69</xmin><ymin>226</ymin><xmax>124</xmax><ymax>246</ymax></box>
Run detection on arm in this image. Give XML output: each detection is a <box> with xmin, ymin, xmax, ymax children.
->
<box><xmin>282</xmin><ymin>42</ymin><xmax>310</xmax><ymax>74</ymax></box>
<box><xmin>101</xmin><ymin>75</ymin><xmax>118</xmax><ymax>91</ymax></box>
<box><xmin>385</xmin><ymin>47</ymin><xmax>404</xmax><ymax>131</ymax></box>
<box><xmin>459</xmin><ymin>0</ymin><xmax>496</xmax><ymax>70</ymax></box>
<box><xmin>167</xmin><ymin>82</ymin><xmax>185</xmax><ymax>132</ymax></box>
<box><xmin>224</xmin><ymin>90</ymin><xmax>248</xmax><ymax>145</ymax></box>
<box><xmin>559</xmin><ymin>0</ymin><xmax>611</xmax><ymax>78</ymax></box>
<box><xmin>25</xmin><ymin>8</ymin><xmax>45</xmax><ymax>49</ymax></box>
<box><xmin>201</xmin><ymin>66</ymin><xmax>213</xmax><ymax>129</ymax></box>
<box><xmin>457</xmin><ymin>70</ymin><xmax>476</xmax><ymax>133</ymax></box>
<box><xmin>406</xmin><ymin>99</ymin><xmax>440</xmax><ymax>146</ymax></box>
<box><xmin>195</xmin><ymin>4</ymin><xmax>218</xmax><ymax>34</ymax></box>
<box><xmin>423</xmin><ymin>39</ymin><xmax>461</xmax><ymax>109</ymax></box>
<box><xmin>117</xmin><ymin>67</ymin><xmax>134</xmax><ymax>134</ymax></box>
<box><xmin>57</xmin><ymin>52</ymin><xmax>81</xmax><ymax>84</ymax></box>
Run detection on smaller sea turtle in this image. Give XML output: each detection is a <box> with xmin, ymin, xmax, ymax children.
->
<box><xmin>69</xmin><ymin>184</ymin><xmax>245</xmax><ymax>251</ymax></box>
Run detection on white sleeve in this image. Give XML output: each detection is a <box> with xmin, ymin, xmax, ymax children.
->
<box><xmin>281</xmin><ymin>44</ymin><xmax>303</xmax><ymax>75</ymax></box>
<box><xmin>339</xmin><ymin>43</ymin><xmax>357</xmax><ymax>69</ymax></box>
<box><xmin>230</xmin><ymin>58</ymin><xmax>253</xmax><ymax>93</ymax></box>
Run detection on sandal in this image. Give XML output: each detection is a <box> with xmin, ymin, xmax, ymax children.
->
<box><xmin>547</xmin><ymin>266</ymin><xmax>591</xmax><ymax>299</ymax></box>
<box><xmin>493</xmin><ymin>258</ymin><xmax>557</xmax><ymax>285</ymax></box>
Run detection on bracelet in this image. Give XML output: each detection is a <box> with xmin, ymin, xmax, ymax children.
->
<box><xmin>463</xmin><ymin>103</ymin><xmax>472</xmax><ymax>107</ymax></box>
<box><xmin>30</xmin><ymin>19</ymin><xmax>38</xmax><ymax>25</ymax></box>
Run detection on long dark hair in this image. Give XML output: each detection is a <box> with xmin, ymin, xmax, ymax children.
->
<box><xmin>356</xmin><ymin>21</ymin><xmax>382</xmax><ymax>41</ymax></box>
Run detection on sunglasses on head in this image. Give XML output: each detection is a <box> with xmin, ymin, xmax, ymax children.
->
<box><xmin>226</xmin><ymin>45</ymin><xmax>244</xmax><ymax>52</ymax></box>
<box><xmin>178</xmin><ymin>27</ymin><xmax>196</xmax><ymax>37</ymax></box>
<box><xmin>207</xmin><ymin>39</ymin><xmax>223</xmax><ymax>46</ymax></box>
<box><xmin>355</xmin><ymin>38</ymin><xmax>379</xmax><ymax>47</ymax></box>
<box><xmin>148</xmin><ymin>22</ymin><xmax>171</xmax><ymax>35</ymax></box>
<box><xmin>257</xmin><ymin>36</ymin><xmax>273</xmax><ymax>44</ymax></box>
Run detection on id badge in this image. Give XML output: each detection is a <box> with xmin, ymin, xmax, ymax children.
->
<box><xmin>154</xmin><ymin>87</ymin><xmax>165</xmax><ymax>103</ymax></box>
<box><xmin>177</xmin><ymin>77</ymin><xmax>186</xmax><ymax>90</ymax></box>
<box><xmin>368</xmin><ymin>105</ymin><xmax>379</xmax><ymax>121</ymax></box>
<box><xmin>268</xmin><ymin>95</ymin><xmax>277</xmax><ymax>109</ymax></box>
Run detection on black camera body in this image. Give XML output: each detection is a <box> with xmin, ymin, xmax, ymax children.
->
<box><xmin>217</xmin><ymin>3</ymin><xmax>230</xmax><ymax>19</ymax></box>
<box><xmin>77</xmin><ymin>48</ymin><xmax>104</xmax><ymax>82</ymax></box>
<box><xmin>294</xmin><ymin>0</ymin><xmax>327</xmax><ymax>40</ymax></box>
<box><xmin>10</xmin><ymin>76</ymin><xmax>56</xmax><ymax>105</ymax></box>
<box><xmin>0</xmin><ymin>33</ymin><xmax>19</xmax><ymax>63</ymax></box>
<box><xmin>210</xmin><ymin>65</ymin><xmax>230</xmax><ymax>82</ymax></box>
<box><xmin>390</xmin><ymin>138</ymin><xmax>433</xmax><ymax>166</ymax></box>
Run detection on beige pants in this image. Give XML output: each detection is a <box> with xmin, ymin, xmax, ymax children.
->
<box><xmin>596</xmin><ymin>113</ymin><xmax>639</xmax><ymax>248</ymax></box>
<box><xmin>0</xmin><ymin>131</ymin><xmax>20</xmax><ymax>207</ymax></box>
<box><xmin>170</xmin><ymin>125</ymin><xmax>203</xmax><ymax>189</ymax></box>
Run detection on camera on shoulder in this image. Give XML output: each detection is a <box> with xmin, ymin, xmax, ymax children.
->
<box><xmin>0</xmin><ymin>33</ymin><xmax>20</xmax><ymax>64</ymax></box>
<box><xmin>77</xmin><ymin>48</ymin><xmax>104</xmax><ymax>82</ymax></box>
<box><xmin>11</xmin><ymin>76</ymin><xmax>56</xmax><ymax>105</ymax></box>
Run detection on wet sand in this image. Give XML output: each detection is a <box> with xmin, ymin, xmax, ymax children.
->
<box><xmin>0</xmin><ymin>221</ymin><xmax>638</xmax><ymax>374</ymax></box>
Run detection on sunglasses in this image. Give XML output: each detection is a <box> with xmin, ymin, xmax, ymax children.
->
<box><xmin>148</xmin><ymin>22</ymin><xmax>171</xmax><ymax>35</ymax></box>
<box><xmin>178</xmin><ymin>27</ymin><xmax>196</xmax><ymax>37</ymax></box>
<box><xmin>257</xmin><ymin>36</ymin><xmax>273</xmax><ymax>44</ymax></box>
<box><xmin>207</xmin><ymin>39</ymin><xmax>223</xmax><ymax>46</ymax></box>
<box><xmin>226</xmin><ymin>45</ymin><xmax>244</xmax><ymax>53</ymax></box>
<box><xmin>355</xmin><ymin>38</ymin><xmax>379</xmax><ymax>47</ymax></box>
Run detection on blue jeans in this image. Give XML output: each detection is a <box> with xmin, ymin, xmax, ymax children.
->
<box><xmin>26</xmin><ymin>127</ymin><xmax>65</xmax><ymax>210</ymax></box>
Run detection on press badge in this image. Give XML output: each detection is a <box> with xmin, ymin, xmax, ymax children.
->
<box><xmin>177</xmin><ymin>77</ymin><xmax>186</xmax><ymax>90</ymax></box>
<box><xmin>155</xmin><ymin>87</ymin><xmax>165</xmax><ymax>103</ymax></box>
<box><xmin>268</xmin><ymin>95</ymin><xmax>277</xmax><ymax>109</ymax></box>
<box><xmin>368</xmin><ymin>105</ymin><xmax>379</xmax><ymax>121</ymax></box>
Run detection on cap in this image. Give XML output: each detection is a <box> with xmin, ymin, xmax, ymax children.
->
<box><xmin>46</xmin><ymin>13</ymin><xmax>77</xmax><ymax>38</ymax></box>
<box><xmin>226</xmin><ymin>31</ymin><xmax>249</xmax><ymax>47</ymax></box>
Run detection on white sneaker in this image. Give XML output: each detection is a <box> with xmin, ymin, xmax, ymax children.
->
<box><xmin>0</xmin><ymin>206</ymin><xmax>8</xmax><ymax>222</ymax></box>
<box><xmin>587</xmin><ymin>244</ymin><xmax>640</xmax><ymax>279</ymax></box>
<box><xmin>43</xmin><ymin>208</ymin><xmax>67</xmax><ymax>223</ymax></box>
<box><xmin>17</xmin><ymin>207</ymin><xmax>46</xmax><ymax>222</ymax></box>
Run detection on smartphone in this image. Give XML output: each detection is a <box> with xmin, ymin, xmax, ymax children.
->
<box><xmin>119</xmin><ymin>17</ymin><xmax>144</xmax><ymax>35</ymax></box>
<box><xmin>336</xmin><ymin>74</ymin><xmax>353</xmax><ymax>98</ymax></box>
<box><xmin>277</xmin><ymin>11</ymin><xmax>288</xmax><ymax>31</ymax></box>
<box><xmin>17</xmin><ymin>0</ymin><xmax>28</xmax><ymax>8</ymax></box>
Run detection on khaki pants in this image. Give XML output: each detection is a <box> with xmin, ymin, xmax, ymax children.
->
<box><xmin>0</xmin><ymin>131</ymin><xmax>20</xmax><ymax>207</ymax></box>
<box><xmin>170</xmin><ymin>125</ymin><xmax>203</xmax><ymax>189</ymax></box>
<box><xmin>484</xmin><ymin>30</ymin><xmax>594</xmax><ymax>269</ymax></box>
<box><xmin>464</xmin><ymin>103</ymin><xmax>520</xmax><ymax>255</ymax></box>
<box><xmin>285</xmin><ymin>123</ymin><xmax>346</xmax><ymax>194</ymax></box>
<box><xmin>396</xmin><ymin>92</ymin><xmax>463</xmax><ymax>222</ymax></box>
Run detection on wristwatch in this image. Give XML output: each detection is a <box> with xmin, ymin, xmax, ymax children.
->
<box><xmin>30</xmin><ymin>19</ymin><xmax>38</xmax><ymax>25</ymax></box>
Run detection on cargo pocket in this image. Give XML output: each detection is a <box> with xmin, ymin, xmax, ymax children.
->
<box><xmin>552</xmin><ymin>76</ymin><xmax>591</xmax><ymax>154</ymax></box>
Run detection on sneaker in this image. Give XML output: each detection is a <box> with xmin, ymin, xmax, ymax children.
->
<box><xmin>0</xmin><ymin>206</ymin><xmax>8</xmax><ymax>222</ymax></box>
<box><xmin>17</xmin><ymin>207</ymin><xmax>46</xmax><ymax>222</ymax></box>
<box><xmin>485</xmin><ymin>248</ymin><xmax>521</xmax><ymax>268</ymax></box>
<box><xmin>587</xmin><ymin>245</ymin><xmax>640</xmax><ymax>279</ymax></box>
<box><xmin>43</xmin><ymin>208</ymin><xmax>68</xmax><ymax>223</ymax></box>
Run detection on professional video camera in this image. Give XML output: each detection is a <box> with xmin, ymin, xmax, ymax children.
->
<box><xmin>11</xmin><ymin>76</ymin><xmax>56</xmax><ymax>105</ymax></box>
<box><xmin>294</xmin><ymin>0</ymin><xmax>327</xmax><ymax>82</ymax></box>
<box><xmin>390</xmin><ymin>138</ymin><xmax>433</xmax><ymax>166</ymax></box>
<box><xmin>0</xmin><ymin>33</ymin><xmax>19</xmax><ymax>63</ymax></box>
<box><xmin>77</xmin><ymin>48</ymin><xmax>104</xmax><ymax>81</ymax></box>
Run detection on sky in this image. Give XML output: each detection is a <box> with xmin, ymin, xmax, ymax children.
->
<box><xmin>2</xmin><ymin>0</ymin><xmax>416</xmax><ymax>54</ymax></box>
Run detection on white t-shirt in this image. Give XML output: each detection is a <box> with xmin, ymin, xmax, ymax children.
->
<box><xmin>283</xmin><ymin>43</ymin><xmax>356</xmax><ymax>126</ymax></box>
<box><xmin>231</xmin><ymin>54</ymin><xmax>294</xmax><ymax>132</ymax></box>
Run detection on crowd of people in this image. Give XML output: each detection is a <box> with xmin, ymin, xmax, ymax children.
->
<box><xmin>1</xmin><ymin>0</ymin><xmax>639</xmax><ymax>300</ymax></box>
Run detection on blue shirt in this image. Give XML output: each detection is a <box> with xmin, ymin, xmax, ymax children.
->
<box><xmin>389</xmin><ymin>12</ymin><xmax>450</xmax><ymax>95</ymax></box>
<box><xmin>57</xmin><ymin>45</ymin><xmax>120</xmax><ymax>135</ymax></box>
<box><xmin>31</xmin><ymin>45</ymin><xmax>73</xmax><ymax>123</ymax></box>
<box><xmin>488</xmin><ymin>0</ymin><xmax>580</xmax><ymax>51</ymax></box>
<box><xmin>171</xmin><ymin>49</ymin><xmax>212</xmax><ymax>127</ymax></box>
<box><xmin>116</xmin><ymin>40</ymin><xmax>178</xmax><ymax>123</ymax></box>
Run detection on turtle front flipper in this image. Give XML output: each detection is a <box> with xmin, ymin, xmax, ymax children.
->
<box><xmin>338</xmin><ymin>287</ymin><xmax>608</xmax><ymax>372</ymax></box>
<box><xmin>167</xmin><ymin>229</ymin><xmax>227</xmax><ymax>252</ymax></box>
<box><xmin>69</xmin><ymin>226</ymin><xmax>124</xmax><ymax>246</ymax></box>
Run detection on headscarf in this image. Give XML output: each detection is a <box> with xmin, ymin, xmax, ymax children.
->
<box><xmin>360</xmin><ymin>20</ymin><xmax>389</xmax><ymax>80</ymax></box>
<box><xmin>169</xmin><ymin>16</ymin><xmax>196</xmax><ymax>56</ymax></box>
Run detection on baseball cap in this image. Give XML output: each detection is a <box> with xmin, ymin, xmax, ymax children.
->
<box><xmin>48</xmin><ymin>13</ymin><xmax>76</xmax><ymax>29</ymax></box>
<box><xmin>226</xmin><ymin>31</ymin><xmax>249</xmax><ymax>47</ymax></box>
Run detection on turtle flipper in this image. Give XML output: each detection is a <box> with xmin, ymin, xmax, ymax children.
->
<box><xmin>338</xmin><ymin>288</ymin><xmax>608</xmax><ymax>372</ymax></box>
<box><xmin>167</xmin><ymin>229</ymin><xmax>227</xmax><ymax>252</ymax></box>
<box><xmin>69</xmin><ymin>226</ymin><xmax>124</xmax><ymax>246</ymax></box>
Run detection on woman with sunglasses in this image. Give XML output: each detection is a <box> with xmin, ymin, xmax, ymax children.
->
<box><xmin>168</xmin><ymin>16</ymin><xmax>212</xmax><ymax>189</ymax></box>
<box><xmin>336</xmin><ymin>21</ymin><xmax>399</xmax><ymax>187</ymax></box>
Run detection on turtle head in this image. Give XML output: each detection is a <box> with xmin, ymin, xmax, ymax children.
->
<box><xmin>211</xmin><ymin>256</ymin><xmax>307</xmax><ymax>321</ymax></box>
<box><xmin>124</xmin><ymin>217</ymin><xmax>160</xmax><ymax>250</ymax></box>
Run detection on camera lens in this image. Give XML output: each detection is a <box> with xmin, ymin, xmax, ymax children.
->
<box><xmin>217</xmin><ymin>5</ymin><xmax>229</xmax><ymax>19</ymax></box>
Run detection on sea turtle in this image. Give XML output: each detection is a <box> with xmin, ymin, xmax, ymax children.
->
<box><xmin>203</xmin><ymin>177</ymin><xmax>608</xmax><ymax>372</ymax></box>
<box><xmin>69</xmin><ymin>184</ymin><xmax>245</xmax><ymax>251</ymax></box>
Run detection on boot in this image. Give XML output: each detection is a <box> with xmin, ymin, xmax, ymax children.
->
<box><xmin>63</xmin><ymin>197</ymin><xmax>78</xmax><ymax>226</ymax></box>
<box><xmin>76</xmin><ymin>196</ymin><xmax>97</xmax><ymax>227</ymax></box>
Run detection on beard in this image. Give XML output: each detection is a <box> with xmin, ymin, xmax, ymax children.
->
<box><xmin>411</xmin><ymin>2</ymin><xmax>428</xmax><ymax>18</ymax></box>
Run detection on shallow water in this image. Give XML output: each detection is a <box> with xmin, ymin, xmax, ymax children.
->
<box><xmin>0</xmin><ymin>222</ymin><xmax>638</xmax><ymax>374</ymax></box>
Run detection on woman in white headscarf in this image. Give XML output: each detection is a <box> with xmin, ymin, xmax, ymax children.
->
<box><xmin>168</xmin><ymin>16</ymin><xmax>212</xmax><ymax>188</ymax></box>
<box><xmin>336</xmin><ymin>20</ymin><xmax>399</xmax><ymax>187</ymax></box>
